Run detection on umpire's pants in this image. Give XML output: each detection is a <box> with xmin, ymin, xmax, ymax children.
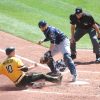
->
<box><xmin>70</xmin><ymin>28</ymin><xmax>100</xmax><ymax>56</ymax></box>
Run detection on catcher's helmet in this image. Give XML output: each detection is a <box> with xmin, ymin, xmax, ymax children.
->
<box><xmin>5</xmin><ymin>47</ymin><xmax>15</xmax><ymax>55</ymax></box>
<box><xmin>38</xmin><ymin>20</ymin><xmax>47</xmax><ymax>28</ymax></box>
<box><xmin>75</xmin><ymin>7</ymin><xmax>82</xmax><ymax>14</ymax></box>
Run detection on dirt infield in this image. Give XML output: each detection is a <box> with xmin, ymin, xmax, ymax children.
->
<box><xmin>0</xmin><ymin>31</ymin><xmax>100</xmax><ymax>100</ymax></box>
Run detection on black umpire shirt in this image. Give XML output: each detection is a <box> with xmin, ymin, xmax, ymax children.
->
<box><xmin>70</xmin><ymin>13</ymin><xmax>95</xmax><ymax>29</ymax></box>
<box><xmin>43</xmin><ymin>26</ymin><xmax>66</xmax><ymax>44</ymax></box>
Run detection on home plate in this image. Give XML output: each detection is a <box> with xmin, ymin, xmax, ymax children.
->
<box><xmin>70</xmin><ymin>81</ymin><xmax>90</xmax><ymax>85</ymax></box>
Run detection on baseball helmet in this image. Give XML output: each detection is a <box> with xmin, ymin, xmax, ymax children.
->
<box><xmin>5</xmin><ymin>47</ymin><xmax>15</xmax><ymax>55</ymax></box>
<box><xmin>38</xmin><ymin>20</ymin><xmax>47</xmax><ymax>28</ymax></box>
<box><xmin>75</xmin><ymin>7</ymin><xmax>83</xmax><ymax>14</ymax></box>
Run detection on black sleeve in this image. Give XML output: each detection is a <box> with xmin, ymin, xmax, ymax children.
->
<box><xmin>43</xmin><ymin>38</ymin><xmax>49</xmax><ymax>42</ymax></box>
<box><xmin>89</xmin><ymin>16</ymin><xmax>95</xmax><ymax>25</ymax></box>
<box><xmin>20</xmin><ymin>66</ymin><xmax>28</xmax><ymax>72</ymax></box>
<box><xmin>70</xmin><ymin>14</ymin><xmax>76</xmax><ymax>25</ymax></box>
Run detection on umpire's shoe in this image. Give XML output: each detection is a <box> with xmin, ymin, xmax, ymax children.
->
<box><xmin>95</xmin><ymin>55</ymin><xmax>100</xmax><ymax>63</ymax></box>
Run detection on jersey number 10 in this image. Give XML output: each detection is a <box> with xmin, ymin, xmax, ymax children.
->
<box><xmin>6</xmin><ymin>65</ymin><xmax>13</xmax><ymax>73</ymax></box>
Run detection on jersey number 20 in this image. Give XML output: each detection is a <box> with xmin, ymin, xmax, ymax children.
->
<box><xmin>6</xmin><ymin>65</ymin><xmax>13</xmax><ymax>73</ymax></box>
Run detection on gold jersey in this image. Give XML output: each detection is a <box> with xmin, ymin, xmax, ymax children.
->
<box><xmin>0</xmin><ymin>57</ymin><xmax>25</xmax><ymax>84</ymax></box>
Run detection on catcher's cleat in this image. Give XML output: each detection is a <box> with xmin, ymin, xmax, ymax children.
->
<box><xmin>71</xmin><ymin>75</ymin><xmax>77</xmax><ymax>82</ymax></box>
<box><xmin>71</xmin><ymin>54</ymin><xmax>76</xmax><ymax>59</ymax></box>
<box><xmin>46</xmin><ymin>71</ymin><xmax>61</xmax><ymax>77</ymax></box>
<box><xmin>32</xmin><ymin>82</ymin><xmax>45</xmax><ymax>89</ymax></box>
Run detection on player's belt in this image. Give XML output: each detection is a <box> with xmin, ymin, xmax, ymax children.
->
<box><xmin>14</xmin><ymin>72</ymin><xmax>25</xmax><ymax>85</ymax></box>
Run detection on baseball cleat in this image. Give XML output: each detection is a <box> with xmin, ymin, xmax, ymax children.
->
<box><xmin>95</xmin><ymin>58</ymin><xmax>100</xmax><ymax>63</ymax></box>
<box><xmin>95</xmin><ymin>55</ymin><xmax>100</xmax><ymax>63</ymax></box>
<box><xmin>52</xmin><ymin>75</ymin><xmax>63</xmax><ymax>83</ymax></box>
<box><xmin>71</xmin><ymin>75</ymin><xmax>77</xmax><ymax>82</ymax></box>
<box><xmin>32</xmin><ymin>82</ymin><xmax>45</xmax><ymax>89</ymax></box>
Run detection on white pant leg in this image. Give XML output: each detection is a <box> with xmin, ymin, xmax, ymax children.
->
<box><xmin>51</xmin><ymin>38</ymin><xmax>70</xmax><ymax>56</ymax></box>
<box><xmin>51</xmin><ymin>45</ymin><xmax>60</xmax><ymax>57</ymax></box>
<box><xmin>58</xmin><ymin>38</ymin><xmax>71</xmax><ymax>55</ymax></box>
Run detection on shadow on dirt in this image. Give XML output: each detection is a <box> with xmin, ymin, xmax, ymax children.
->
<box><xmin>0</xmin><ymin>85</ymin><xmax>27</xmax><ymax>91</ymax></box>
<box><xmin>74</xmin><ymin>61</ymin><xmax>98</xmax><ymax>65</ymax></box>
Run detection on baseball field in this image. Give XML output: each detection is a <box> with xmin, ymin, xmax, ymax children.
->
<box><xmin>0</xmin><ymin>0</ymin><xmax>100</xmax><ymax>100</ymax></box>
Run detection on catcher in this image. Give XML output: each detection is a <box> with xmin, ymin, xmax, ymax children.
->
<box><xmin>0</xmin><ymin>47</ymin><xmax>62</xmax><ymax>88</ymax></box>
<box><xmin>38</xmin><ymin>20</ymin><xmax>77</xmax><ymax>82</ymax></box>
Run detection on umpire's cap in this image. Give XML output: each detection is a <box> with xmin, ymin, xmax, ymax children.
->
<box><xmin>38</xmin><ymin>20</ymin><xmax>47</xmax><ymax>28</ymax></box>
<box><xmin>5</xmin><ymin>47</ymin><xmax>15</xmax><ymax>55</ymax></box>
<box><xmin>75</xmin><ymin>7</ymin><xmax>83</xmax><ymax>14</ymax></box>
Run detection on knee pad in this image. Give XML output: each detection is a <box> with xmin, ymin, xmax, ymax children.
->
<box><xmin>63</xmin><ymin>53</ymin><xmax>73</xmax><ymax>65</ymax></box>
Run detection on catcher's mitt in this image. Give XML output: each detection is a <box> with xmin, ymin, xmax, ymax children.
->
<box><xmin>40</xmin><ymin>51</ymin><xmax>52</xmax><ymax>64</ymax></box>
<box><xmin>40</xmin><ymin>56</ymin><xmax>48</xmax><ymax>64</ymax></box>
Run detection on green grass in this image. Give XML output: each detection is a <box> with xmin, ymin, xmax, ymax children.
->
<box><xmin>0</xmin><ymin>0</ymin><xmax>100</xmax><ymax>48</ymax></box>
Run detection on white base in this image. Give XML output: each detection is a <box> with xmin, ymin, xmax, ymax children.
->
<box><xmin>70</xmin><ymin>80</ymin><xmax>89</xmax><ymax>85</ymax></box>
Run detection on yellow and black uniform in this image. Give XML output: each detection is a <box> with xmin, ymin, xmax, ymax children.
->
<box><xmin>0</xmin><ymin>57</ymin><xmax>25</xmax><ymax>84</ymax></box>
<box><xmin>0</xmin><ymin>57</ymin><xmax>61</xmax><ymax>87</ymax></box>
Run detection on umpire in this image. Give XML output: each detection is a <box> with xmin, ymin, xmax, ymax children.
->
<box><xmin>70</xmin><ymin>7</ymin><xmax>100</xmax><ymax>63</ymax></box>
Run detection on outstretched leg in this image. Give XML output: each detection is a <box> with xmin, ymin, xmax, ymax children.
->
<box><xmin>63</xmin><ymin>53</ymin><xmax>77</xmax><ymax>76</ymax></box>
<box><xmin>16</xmin><ymin>72</ymin><xmax>62</xmax><ymax>88</ymax></box>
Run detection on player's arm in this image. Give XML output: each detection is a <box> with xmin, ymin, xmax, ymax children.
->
<box><xmin>19</xmin><ymin>65</ymin><xmax>28</xmax><ymax>72</ymax></box>
<box><xmin>93</xmin><ymin>24</ymin><xmax>100</xmax><ymax>38</ymax></box>
<box><xmin>17</xmin><ymin>59</ymin><xmax>29</xmax><ymax>72</ymax></box>
<box><xmin>0</xmin><ymin>64</ymin><xmax>2</xmax><ymax>75</ymax></box>
<box><xmin>89</xmin><ymin>16</ymin><xmax>100</xmax><ymax>38</ymax></box>
<box><xmin>27</xmin><ymin>63</ymin><xmax>38</xmax><ymax>71</ymax></box>
<box><xmin>70</xmin><ymin>15</ymin><xmax>76</xmax><ymax>43</ymax></box>
<box><xmin>19</xmin><ymin>63</ymin><xmax>38</xmax><ymax>72</ymax></box>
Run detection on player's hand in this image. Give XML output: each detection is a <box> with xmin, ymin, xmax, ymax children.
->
<box><xmin>38</xmin><ymin>40</ymin><xmax>43</xmax><ymax>45</ymax></box>
<box><xmin>29</xmin><ymin>63</ymin><xmax>38</xmax><ymax>70</ymax></box>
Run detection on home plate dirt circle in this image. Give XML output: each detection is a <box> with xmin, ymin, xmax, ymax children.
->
<box><xmin>70</xmin><ymin>80</ymin><xmax>90</xmax><ymax>85</ymax></box>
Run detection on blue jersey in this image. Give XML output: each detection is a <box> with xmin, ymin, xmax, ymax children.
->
<box><xmin>43</xmin><ymin>26</ymin><xmax>67</xmax><ymax>44</ymax></box>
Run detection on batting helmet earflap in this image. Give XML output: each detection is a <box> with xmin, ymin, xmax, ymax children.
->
<box><xmin>38</xmin><ymin>20</ymin><xmax>47</xmax><ymax>28</ymax></box>
<box><xmin>5</xmin><ymin>47</ymin><xmax>15</xmax><ymax>55</ymax></box>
